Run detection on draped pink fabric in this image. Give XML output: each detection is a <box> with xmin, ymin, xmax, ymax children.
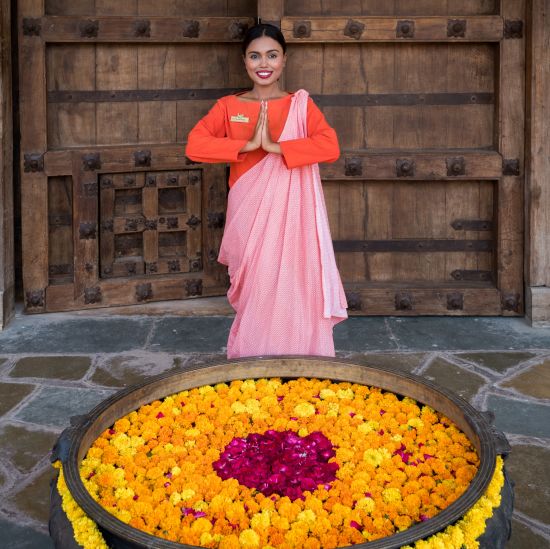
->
<box><xmin>217</xmin><ymin>89</ymin><xmax>348</xmax><ymax>359</ymax></box>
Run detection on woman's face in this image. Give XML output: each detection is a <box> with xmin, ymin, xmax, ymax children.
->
<box><xmin>243</xmin><ymin>35</ymin><xmax>286</xmax><ymax>88</ymax></box>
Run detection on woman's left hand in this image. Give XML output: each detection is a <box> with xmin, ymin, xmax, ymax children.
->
<box><xmin>260</xmin><ymin>101</ymin><xmax>282</xmax><ymax>154</ymax></box>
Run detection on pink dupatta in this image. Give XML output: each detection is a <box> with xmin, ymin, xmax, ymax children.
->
<box><xmin>217</xmin><ymin>89</ymin><xmax>348</xmax><ymax>358</ymax></box>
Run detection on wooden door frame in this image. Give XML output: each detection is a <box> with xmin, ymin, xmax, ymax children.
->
<box><xmin>1</xmin><ymin>1</ymin><xmax>549</xmax><ymax>326</ymax></box>
<box><xmin>525</xmin><ymin>0</ymin><xmax>550</xmax><ymax>326</ymax></box>
<box><xmin>0</xmin><ymin>0</ymin><xmax>15</xmax><ymax>329</ymax></box>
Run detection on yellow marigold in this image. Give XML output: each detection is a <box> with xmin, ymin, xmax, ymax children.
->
<box><xmin>191</xmin><ymin>517</ymin><xmax>212</xmax><ymax>535</ymax></box>
<box><xmin>320</xmin><ymin>389</ymin><xmax>336</xmax><ymax>399</ymax></box>
<box><xmin>363</xmin><ymin>447</ymin><xmax>391</xmax><ymax>467</ymax></box>
<box><xmin>251</xmin><ymin>509</ymin><xmax>271</xmax><ymax>529</ymax></box>
<box><xmin>293</xmin><ymin>402</ymin><xmax>316</xmax><ymax>417</ymax></box>
<box><xmin>231</xmin><ymin>401</ymin><xmax>247</xmax><ymax>414</ymax></box>
<box><xmin>355</xmin><ymin>497</ymin><xmax>376</xmax><ymax>513</ymax></box>
<box><xmin>337</xmin><ymin>388</ymin><xmax>354</xmax><ymax>400</ymax></box>
<box><xmin>239</xmin><ymin>528</ymin><xmax>260</xmax><ymax>547</ymax></box>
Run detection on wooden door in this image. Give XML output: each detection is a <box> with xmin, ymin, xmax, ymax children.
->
<box><xmin>262</xmin><ymin>0</ymin><xmax>525</xmax><ymax>315</ymax></box>
<box><xmin>18</xmin><ymin>0</ymin><xmax>255</xmax><ymax>312</ymax></box>
<box><xmin>19</xmin><ymin>0</ymin><xmax>525</xmax><ymax>316</ymax></box>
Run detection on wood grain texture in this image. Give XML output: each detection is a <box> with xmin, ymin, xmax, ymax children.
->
<box><xmin>526</xmin><ymin>0</ymin><xmax>550</xmax><ymax>288</ymax></box>
<box><xmin>40</xmin><ymin>16</ymin><xmax>255</xmax><ymax>42</ymax></box>
<box><xmin>0</xmin><ymin>0</ymin><xmax>14</xmax><ymax>326</ymax></box>
<box><xmin>284</xmin><ymin>0</ymin><xmax>498</xmax><ymax>17</ymax></box>
<box><xmin>19</xmin><ymin>0</ymin><xmax>49</xmax><ymax>310</ymax></box>
<box><xmin>496</xmin><ymin>0</ymin><xmax>525</xmax><ymax>314</ymax></box>
<box><xmin>282</xmin><ymin>17</ymin><xmax>504</xmax><ymax>42</ymax></box>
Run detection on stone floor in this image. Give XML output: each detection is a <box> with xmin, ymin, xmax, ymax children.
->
<box><xmin>0</xmin><ymin>301</ymin><xmax>549</xmax><ymax>548</ymax></box>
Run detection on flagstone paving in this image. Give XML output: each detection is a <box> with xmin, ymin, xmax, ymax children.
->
<box><xmin>0</xmin><ymin>311</ymin><xmax>549</xmax><ymax>548</ymax></box>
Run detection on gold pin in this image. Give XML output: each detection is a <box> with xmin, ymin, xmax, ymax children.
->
<box><xmin>230</xmin><ymin>113</ymin><xmax>250</xmax><ymax>123</ymax></box>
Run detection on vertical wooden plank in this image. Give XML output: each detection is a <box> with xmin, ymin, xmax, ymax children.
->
<box><xmin>185</xmin><ymin>170</ymin><xmax>202</xmax><ymax>269</ymax></box>
<box><xmin>137</xmin><ymin>45</ymin><xmax>177</xmax><ymax>143</ymax></box>
<box><xmin>48</xmin><ymin>176</ymin><xmax>74</xmax><ymax>285</ymax></box>
<box><xmin>95</xmin><ymin>0</ymin><xmax>138</xmax><ymax>15</ymax></box>
<box><xmin>72</xmin><ymin>153</ymin><xmax>99</xmax><ymax>301</ymax></box>
<box><xmin>0</xmin><ymin>0</ymin><xmax>14</xmax><ymax>326</ymax></box>
<box><xmin>525</xmin><ymin>0</ymin><xmax>550</xmax><ymax>324</ymax></box>
<box><xmin>96</xmin><ymin>45</ymin><xmax>138</xmax><ymax>145</ymax></box>
<box><xmin>45</xmin><ymin>0</ymin><xmax>95</xmax><ymax>15</ymax></box>
<box><xmin>175</xmin><ymin>0</ymin><xmax>228</xmax><ymax>17</ymax></box>
<box><xmin>259</xmin><ymin>0</ymin><xmax>283</xmax><ymax>22</ymax></box>
<box><xmin>19</xmin><ymin>0</ymin><xmax>48</xmax><ymax>312</ymax></box>
<box><xmin>138</xmin><ymin>0</ymin><xmax>176</xmax><ymax>15</ymax></box>
<box><xmin>497</xmin><ymin>0</ymin><xmax>525</xmax><ymax>314</ymax></box>
<box><xmin>141</xmin><ymin>173</ymin><xmax>158</xmax><ymax>272</ymax></box>
<box><xmin>46</xmin><ymin>44</ymin><xmax>96</xmax><ymax>148</ymax></box>
<box><xmin>99</xmin><ymin>177</ymin><xmax>114</xmax><ymax>279</ymax></box>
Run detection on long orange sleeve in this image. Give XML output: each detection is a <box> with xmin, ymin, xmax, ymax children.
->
<box><xmin>185</xmin><ymin>92</ymin><xmax>339</xmax><ymax>188</ymax></box>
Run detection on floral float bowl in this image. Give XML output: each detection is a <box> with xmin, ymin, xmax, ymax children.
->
<box><xmin>50</xmin><ymin>357</ymin><xmax>512</xmax><ymax>549</ymax></box>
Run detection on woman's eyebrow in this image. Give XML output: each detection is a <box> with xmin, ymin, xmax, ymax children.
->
<box><xmin>247</xmin><ymin>49</ymin><xmax>280</xmax><ymax>54</ymax></box>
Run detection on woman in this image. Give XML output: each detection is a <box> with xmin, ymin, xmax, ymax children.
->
<box><xmin>185</xmin><ymin>23</ymin><xmax>348</xmax><ymax>359</ymax></box>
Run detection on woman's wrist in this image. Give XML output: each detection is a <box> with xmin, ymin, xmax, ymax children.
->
<box><xmin>263</xmin><ymin>142</ymin><xmax>281</xmax><ymax>154</ymax></box>
<box><xmin>240</xmin><ymin>140</ymin><xmax>260</xmax><ymax>153</ymax></box>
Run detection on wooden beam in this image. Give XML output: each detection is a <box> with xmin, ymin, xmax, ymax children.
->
<box><xmin>281</xmin><ymin>16</ymin><xmax>504</xmax><ymax>42</ymax></box>
<box><xmin>496</xmin><ymin>0</ymin><xmax>525</xmax><ymax>316</ymax></box>
<box><xmin>38</xmin><ymin>16</ymin><xmax>254</xmax><ymax>42</ymax></box>
<box><xmin>19</xmin><ymin>0</ymin><xmax>48</xmax><ymax>313</ymax></box>
<box><xmin>0</xmin><ymin>0</ymin><xmax>14</xmax><ymax>328</ymax></box>
<box><xmin>44</xmin><ymin>147</ymin><xmax>503</xmax><ymax>180</ymax></box>
<box><xmin>526</xmin><ymin>0</ymin><xmax>550</xmax><ymax>324</ymax></box>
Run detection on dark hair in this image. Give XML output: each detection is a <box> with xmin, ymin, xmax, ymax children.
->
<box><xmin>241</xmin><ymin>23</ymin><xmax>287</xmax><ymax>55</ymax></box>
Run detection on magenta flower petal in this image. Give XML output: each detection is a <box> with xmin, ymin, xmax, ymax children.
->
<box><xmin>156</xmin><ymin>412</ymin><xmax>165</xmax><ymax>419</ymax></box>
<box><xmin>350</xmin><ymin>520</ymin><xmax>362</xmax><ymax>530</ymax></box>
<box><xmin>213</xmin><ymin>430</ymin><xmax>339</xmax><ymax>501</ymax></box>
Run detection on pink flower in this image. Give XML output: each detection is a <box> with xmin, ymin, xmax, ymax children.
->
<box><xmin>156</xmin><ymin>412</ymin><xmax>165</xmax><ymax>419</ymax></box>
<box><xmin>213</xmin><ymin>430</ymin><xmax>339</xmax><ymax>501</ymax></box>
<box><xmin>350</xmin><ymin>520</ymin><xmax>361</xmax><ymax>530</ymax></box>
<box><xmin>108</xmin><ymin>429</ymin><xmax>115</xmax><ymax>435</ymax></box>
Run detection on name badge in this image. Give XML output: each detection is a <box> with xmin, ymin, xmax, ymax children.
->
<box><xmin>230</xmin><ymin>113</ymin><xmax>250</xmax><ymax>123</ymax></box>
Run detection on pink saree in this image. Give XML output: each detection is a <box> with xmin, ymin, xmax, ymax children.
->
<box><xmin>217</xmin><ymin>89</ymin><xmax>348</xmax><ymax>359</ymax></box>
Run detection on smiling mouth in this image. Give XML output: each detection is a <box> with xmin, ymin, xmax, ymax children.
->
<box><xmin>256</xmin><ymin>71</ymin><xmax>273</xmax><ymax>79</ymax></box>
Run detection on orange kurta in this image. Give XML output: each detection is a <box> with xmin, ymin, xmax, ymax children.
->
<box><xmin>185</xmin><ymin>92</ymin><xmax>339</xmax><ymax>188</ymax></box>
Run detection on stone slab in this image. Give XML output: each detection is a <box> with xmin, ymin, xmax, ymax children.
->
<box><xmin>505</xmin><ymin>445</ymin><xmax>550</xmax><ymax>524</ymax></box>
<box><xmin>507</xmin><ymin>520</ymin><xmax>550</xmax><ymax>549</ymax></box>
<box><xmin>422</xmin><ymin>357</ymin><xmax>487</xmax><ymax>402</ymax></box>
<box><xmin>91</xmin><ymin>355</ymin><xmax>183</xmax><ymax>388</ymax></box>
<box><xmin>0</xmin><ymin>383</ymin><xmax>35</xmax><ymax>415</ymax></box>
<box><xmin>0</xmin><ymin>467</ymin><xmax>6</xmax><ymax>489</ymax></box>
<box><xmin>456</xmin><ymin>352</ymin><xmax>538</xmax><ymax>373</ymax></box>
<box><xmin>333</xmin><ymin>317</ymin><xmax>397</xmax><ymax>351</ymax></box>
<box><xmin>0</xmin><ymin>517</ymin><xmax>54</xmax><ymax>549</ymax></box>
<box><xmin>10</xmin><ymin>356</ymin><xmax>91</xmax><ymax>380</ymax></box>
<box><xmin>0</xmin><ymin>317</ymin><xmax>152</xmax><ymax>353</ymax></box>
<box><xmin>13</xmin><ymin>386</ymin><xmax>115</xmax><ymax>428</ymax></box>
<box><xmin>501</xmin><ymin>358</ymin><xmax>550</xmax><ymax>400</ymax></box>
<box><xmin>11</xmin><ymin>466</ymin><xmax>56</xmax><ymax>524</ymax></box>
<box><xmin>386</xmin><ymin>317</ymin><xmax>550</xmax><ymax>350</ymax></box>
<box><xmin>342</xmin><ymin>352</ymin><xmax>428</xmax><ymax>374</ymax></box>
<box><xmin>147</xmin><ymin>317</ymin><xmax>233</xmax><ymax>352</ymax></box>
<box><xmin>486</xmin><ymin>396</ymin><xmax>550</xmax><ymax>438</ymax></box>
<box><xmin>0</xmin><ymin>425</ymin><xmax>58</xmax><ymax>473</ymax></box>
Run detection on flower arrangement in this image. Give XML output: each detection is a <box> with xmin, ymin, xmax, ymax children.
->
<box><xmin>54</xmin><ymin>377</ymin><xmax>505</xmax><ymax>549</ymax></box>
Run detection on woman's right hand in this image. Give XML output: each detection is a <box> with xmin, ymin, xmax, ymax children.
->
<box><xmin>240</xmin><ymin>101</ymin><xmax>265</xmax><ymax>153</ymax></box>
